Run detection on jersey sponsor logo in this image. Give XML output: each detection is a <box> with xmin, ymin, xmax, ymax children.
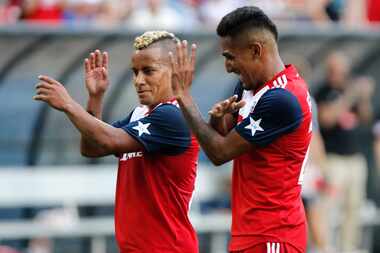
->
<box><xmin>245</xmin><ymin>117</ymin><xmax>264</xmax><ymax>136</ymax></box>
<box><xmin>267</xmin><ymin>242</ymin><xmax>280</xmax><ymax>253</ymax></box>
<box><xmin>120</xmin><ymin>151</ymin><xmax>143</xmax><ymax>161</ymax></box>
<box><xmin>133</xmin><ymin>121</ymin><xmax>151</xmax><ymax>136</ymax></box>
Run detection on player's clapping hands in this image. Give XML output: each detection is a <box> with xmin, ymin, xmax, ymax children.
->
<box><xmin>169</xmin><ymin>40</ymin><xmax>197</xmax><ymax>99</ymax></box>
<box><xmin>84</xmin><ymin>50</ymin><xmax>109</xmax><ymax>98</ymax></box>
<box><xmin>208</xmin><ymin>95</ymin><xmax>245</xmax><ymax>118</ymax></box>
<box><xmin>33</xmin><ymin>76</ymin><xmax>74</xmax><ymax>111</ymax></box>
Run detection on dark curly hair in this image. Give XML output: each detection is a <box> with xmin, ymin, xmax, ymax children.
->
<box><xmin>216</xmin><ymin>6</ymin><xmax>278</xmax><ymax>42</ymax></box>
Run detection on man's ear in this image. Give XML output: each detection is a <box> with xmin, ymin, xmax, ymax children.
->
<box><xmin>249</xmin><ymin>42</ymin><xmax>262</xmax><ymax>59</ymax></box>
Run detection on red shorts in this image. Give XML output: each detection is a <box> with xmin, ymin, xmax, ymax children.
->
<box><xmin>230</xmin><ymin>242</ymin><xmax>303</xmax><ymax>253</ymax></box>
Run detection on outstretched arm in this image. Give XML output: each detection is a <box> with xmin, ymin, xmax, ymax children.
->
<box><xmin>33</xmin><ymin>75</ymin><xmax>143</xmax><ymax>157</ymax></box>
<box><xmin>170</xmin><ymin>41</ymin><xmax>251</xmax><ymax>165</ymax></box>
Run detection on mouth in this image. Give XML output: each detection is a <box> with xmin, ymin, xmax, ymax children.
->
<box><xmin>137</xmin><ymin>90</ymin><xmax>150</xmax><ymax>95</ymax></box>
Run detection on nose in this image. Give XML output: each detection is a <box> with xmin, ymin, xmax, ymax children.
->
<box><xmin>134</xmin><ymin>71</ymin><xmax>145</xmax><ymax>87</ymax></box>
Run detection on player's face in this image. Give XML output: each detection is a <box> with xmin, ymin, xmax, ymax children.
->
<box><xmin>131</xmin><ymin>47</ymin><xmax>173</xmax><ymax>108</ymax></box>
<box><xmin>220</xmin><ymin>36</ymin><xmax>263</xmax><ymax>90</ymax></box>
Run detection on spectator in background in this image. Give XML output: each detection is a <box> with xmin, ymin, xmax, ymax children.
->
<box><xmin>315</xmin><ymin>51</ymin><xmax>374</xmax><ymax>252</ymax></box>
<box><xmin>126</xmin><ymin>0</ymin><xmax>198</xmax><ymax>31</ymax></box>
<box><xmin>96</xmin><ymin>0</ymin><xmax>136</xmax><ymax>27</ymax></box>
<box><xmin>0</xmin><ymin>0</ymin><xmax>21</xmax><ymax>24</ymax></box>
<box><xmin>21</xmin><ymin>0</ymin><xmax>65</xmax><ymax>24</ymax></box>
<box><xmin>199</xmin><ymin>0</ymin><xmax>247</xmax><ymax>28</ymax></box>
<box><xmin>367</xmin><ymin>0</ymin><xmax>380</xmax><ymax>24</ymax></box>
<box><xmin>63</xmin><ymin>0</ymin><xmax>102</xmax><ymax>23</ymax></box>
<box><xmin>325</xmin><ymin>0</ymin><xmax>369</xmax><ymax>26</ymax></box>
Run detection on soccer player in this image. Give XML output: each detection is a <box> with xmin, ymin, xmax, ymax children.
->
<box><xmin>169</xmin><ymin>6</ymin><xmax>312</xmax><ymax>253</ymax></box>
<box><xmin>33</xmin><ymin>31</ymin><xmax>199</xmax><ymax>253</ymax></box>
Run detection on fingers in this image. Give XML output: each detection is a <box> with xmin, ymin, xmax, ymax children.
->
<box><xmin>33</xmin><ymin>94</ymin><xmax>48</xmax><ymax>101</ymax></box>
<box><xmin>231</xmin><ymin>100</ymin><xmax>246</xmax><ymax>111</ymax></box>
<box><xmin>182</xmin><ymin>40</ymin><xmax>188</xmax><ymax>65</ymax></box>
<box><xmin>35</xmin><ymin>82</ymin><xmax>52</xmax><ymax>89</ymax></box>
<box><xmin>90</xmin><ymin>52</ymin><xmax>96</xmax><ymax>69</ymax></box>
<box><xmin>35</xmin><ymin>87</ymin><xmax>50</xmax><ymax>95</ymax></box>
<box><xmin>95</xmin><ymin>50</ymin><xmax>102</xmax><ymax>68</ymax></box>
<box><xmin>102</xmin><ymin>67</ymin><xmax>108</xmax><ymax>80</ymax></box>
<box><xmin>87</xmin><ymin>50</ymin><xmax>108</xmax><ymax>71</ymax></box>
<box><xmin>176</xmin><ymin>41</ymin><xmax>184</xmax><ymax>67</ymax></box>
<box><xmin>221</xmin><ymin>95</ymin><xmax>238</xmax><ymax>108</ymax></box>
<box><xmin>208</xmin><ymin>104</ymin><xmax>223</xmax><ymax>116</ymax></box>
<box><xmin>169</xmin><ymin>51</ymin><xmax>176</xmax><ymax>70</ymax></box>
<box><xmin>38</xmin><ymin>75</ymin><xmax>57</xmax><ymax>85</ymax></box>
<box><xmin>102</xmin><ymin>51</ymin><xmax>109</xmax><ymax>69</ymax></box>
<box><xmin>84</xmin><ymin>58</ymin><xmax>91</xmax><ymax>73</ymax></box>
<box><xmin>190</xmin><ymin>43</ymin><xmax>197</xmax><ymax>70</ymax></box>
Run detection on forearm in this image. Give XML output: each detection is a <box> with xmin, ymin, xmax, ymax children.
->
<box><xmin>209</xmin><ymin>116</ymin><xmax>228</xmax><ymax>136</ymax></box>
<box><xmin>81</xmin><ymin>95</ymin><xmax>108</xmax><ymax>156</ymax></box>
<box><xmin>86</xmin><ymin>95</ymin><xmax>104</xmax><ymax>119</ymax></box>
<box><xmin>209</xmin><ymin>113</ymin><xmax>235</xmax><ymax>136</ymax></box>
<box><xmin>178</xmin><ymin>95</ymin><xmax>228</xmax><ymax>165</ymax></box>
<box><xmin>64</xmin><ymin>100</ymin><xmax>116</xmax><ymax>156</ymax></box>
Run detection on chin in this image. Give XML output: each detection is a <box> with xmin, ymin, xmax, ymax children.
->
<box><xmin>138</xmin><ymin>98</ymin><xmax>150</xmax><ymax>106</ymax></box>
<box><xmin>240</xmin><ymin>80</ymin><xmax>251</xmax><ymax>90</ymax></box>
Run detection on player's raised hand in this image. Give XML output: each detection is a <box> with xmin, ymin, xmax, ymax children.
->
<box><xmin>208</xmin><ymin>95</ymin><xmax>246</xmax><ymax>118</ymax></box>
<box><xmin>169</xmin><ymin>40</ymin><xmax>197</xmax><ymax>99</ymax></box>
<box><xmin>84</xmin><ymin>49</ymin><xmax>109</xmax><ymax>98</ymax></box>
<box><xmin>33</xmin><ymin>75</ymin><xmax>74</xmax><ymax>111</ymax></box>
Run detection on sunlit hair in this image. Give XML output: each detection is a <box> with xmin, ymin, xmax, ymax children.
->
<box><xmin>134</xmin><ymin>31</ymin><xmax>179</xmax><ymax>50</ymax></box>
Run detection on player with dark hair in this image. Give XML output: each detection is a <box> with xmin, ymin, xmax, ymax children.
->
<box><xmin>33</xmin><ymin>31</ymin><xmax>199</xmax><ymax>253</ymax></box>
<box><xmin>170</xmin><ymin>6</ymin><xmax>312</xmax><ymax>253</ymax></box>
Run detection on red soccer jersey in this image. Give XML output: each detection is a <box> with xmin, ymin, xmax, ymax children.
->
<box><xmin>113</xmin><ymin>102</ymin><xmax>199</xmax><ymax>253</ymax></box>
<box><xmin>230</xmin><ymin>65</ymin><xmax>312</xmax><ymax>252</ymax></box>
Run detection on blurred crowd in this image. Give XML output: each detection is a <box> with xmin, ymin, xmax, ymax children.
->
<box><xmin>1</xmin><ymin>0</ymin><xmax>380</xmax><ymax>29</ymax></box>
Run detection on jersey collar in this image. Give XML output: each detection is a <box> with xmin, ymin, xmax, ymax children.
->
<box><xmin>253</xmin><ymin>64</ymin><xmax>299</xmax><ymax>95</ymax></box>
<box><xmin>144</xmin><ymin>98</ymin><xmax>178</xmax><ymax>115</ymax></box>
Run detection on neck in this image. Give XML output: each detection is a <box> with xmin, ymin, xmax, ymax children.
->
<box><xmin>148</xmin><ymin>94</ymin><xmax>174</xmax><ymax>110</ymax></box>
<box><xmin>263</xmin><ymin>52</ymin><xmax>285</xmax><ymax>84</ymax></box>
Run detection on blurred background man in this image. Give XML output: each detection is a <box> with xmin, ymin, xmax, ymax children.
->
<box><xmin>315</xmin><ymin>51</ymin><xmax>374</xmax><ymax>252</ymax></box>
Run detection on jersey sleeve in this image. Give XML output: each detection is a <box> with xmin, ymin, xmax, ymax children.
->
<box><xmin>112</xmin><ymin>111</ymin><xmax>133</xmax><ymax>128</ymax></box>
<box><xmin>115</xmin><ymin>104</ymin><xmax>191</xmax><ymax>155</ymax></box>
<box><xmin>235</xmin><ymin>88</ymin><xmax>303</xmax><ymax>147</ymax></box>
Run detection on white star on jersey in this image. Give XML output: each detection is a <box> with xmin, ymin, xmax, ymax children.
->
<box><xmin>245</xmin><ymin>117</ymin><xmax>264</xmax><ymax>136</ymax></box>
<box><xmin>133</xmin><ymin>121</ymin><xmax>151</xmax><ymax>136</ymax></box>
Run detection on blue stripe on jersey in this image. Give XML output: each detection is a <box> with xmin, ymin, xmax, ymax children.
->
<box><xmin>114</xmin><ymin>104</ymin><xmax>191</xmax><ymax>155</ymax></box>
<box><xmin>235</xmin><ymin>88</ymin><xmax>303</xmax><ymax>147</ymax></box>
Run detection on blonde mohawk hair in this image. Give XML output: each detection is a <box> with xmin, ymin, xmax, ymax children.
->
<box><xmin>134</xmin><ymin>31</ymin><xmax>179</xmax><ymax>50</ymax></box>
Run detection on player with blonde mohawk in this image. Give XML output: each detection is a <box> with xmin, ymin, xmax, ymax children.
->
<box><xmin>33</xmin><ymin>31</ymin><xmax>200</xmax><ymax>253</ymax></box>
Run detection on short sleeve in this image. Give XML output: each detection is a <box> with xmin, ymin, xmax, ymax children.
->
<box><xmin>115</xmin><ymin>104</ymin><xmax>191</xmax><ymax>155</ymax></box>
<box><xmin>112</xmin><ymin>111</ymin><xmax>133</xmax><ymax>128</ymax></box>
<box><xmin>235</xmin><ymin>88</ymin><xmax>303</xmax><ymax>147</ymax></box>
